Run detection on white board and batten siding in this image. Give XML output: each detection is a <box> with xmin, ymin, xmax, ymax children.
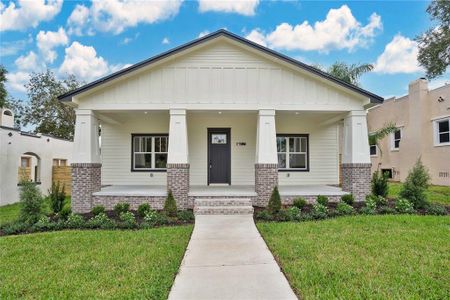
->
<box><xmin>77</xmin><ymin>39</ymin><xmax>368</xmax><ymax>112</ymax></box>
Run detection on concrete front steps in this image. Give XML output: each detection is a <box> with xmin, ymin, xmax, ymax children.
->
<box><xmin>194</xmin><ymin>198</ymin><xmax>254</xmax><ymax>215</ymax></box>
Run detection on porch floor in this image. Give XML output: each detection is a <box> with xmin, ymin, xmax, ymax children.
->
<box><xmin>92</xmin><ymin>184</ymin><xmax>347</xmax><ymax>197</ymax></box>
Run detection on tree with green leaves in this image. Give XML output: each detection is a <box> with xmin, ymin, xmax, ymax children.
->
<box><xmin>368</xmin><ymin>122</ymin><xmax>397</xmax><ymax>160</ymax></box>
<box><xmin>399</xmin><ymin>158</ymin><xmax>431</xmax><ymax>209</ymax></box>
<box><xmin>315</xmin><ymin>62</ymin><xmax>374</xmax><ymax>86</ymax></box>
<box><xmin>0</xmin><ymin>65</ymin><xmax>7</xmax><ymax>108</ymax></box>
<box><xmin>18</xmin><ymin>70</ymin><xmax>82</xmax><ymax>140</ymax></box>
<box><xmin>416</xmin><ymin>0</ymin><xmax>450</xmax><ymax>79</ymax></box>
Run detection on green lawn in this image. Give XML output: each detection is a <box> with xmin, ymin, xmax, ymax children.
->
<box><xmin>258</xmin><ymin>215</ymin><xmax>449</xmax><ymax>299</ymax></box>
<box><xmin>0</xmin><ymin>203</ymin><xmax>20</xmax><ymax>226</ymax></box>
<box><xmin>388</xmin><ymin>182</ymin><xmax>450</xmax><ymax>205</ymax></box>
<box><xmin>0</xmin><ymin>226</ymin><xmax>193</xmax><ymax>299</ymax></box>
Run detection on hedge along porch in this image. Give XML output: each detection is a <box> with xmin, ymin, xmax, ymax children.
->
<box><xmin>61</xmin><ymin>30</ymin><xmax>382</xmax><ymax>213</ymax></box>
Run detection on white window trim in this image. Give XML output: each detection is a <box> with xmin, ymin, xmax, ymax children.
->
<box><xmin>132</xmin><ymin>135</ymin><xmax>168</xmax><ymax>171</ymax></box>
<box><xmin>277</xmin><ymin>135</ymin><xmax>309</xmax><ymax>171</ymax></box>
<box><xmin>370</xmin><ymin>144</ymin><xmax>378</xmax><ymax>157</ymax></box>
<box><xmin>390</xmin><ymin>127</ymin><xmax>402</xmax><ymax>151</ymax></box>
<box><xmin>433</xmin><ymin>117</ymin><xmax>450</xmax><ymax>147</ymax></box>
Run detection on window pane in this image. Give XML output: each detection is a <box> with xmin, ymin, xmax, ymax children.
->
<box><xmin>438</xmin><ymin>120</ymin><xmax>449</xmax><ymax>133</ymax></box>
<box><xmin>394</xmin><ymin>140</ymin><xmax>400</xmax><ymax>148</ymax></box>
<box><xmin>300</xmin><ymin>137</ymin><xmax>307</xmax><ymax>152</ymax></box>
<box><xmin>277</xmin><ymin>154</ymin><xmax>286</xmax><ymax>168</ymax></box>
<box><xmin>439</xmin><ymin>132</ymin><xmax>450</xmax><ymax>143</ymax></box>
<box><xmin>160</xmin><ymin>137</ymin><xmax>167</xmax><ymax>152</ymax></box>
<box><xmin>134</xmin><ymin>137</ymin><xmax>140</xmax><ymax>152</ymax></box>
<box><xmin>134</xmin><ymin>153</ymin><xmax>152</xmax><ymax>169</ymax></box>
<box><xmin>290</xmin><ymin>154</ymin><xmax>306</xmax><ymax>169</ymax></box>
<box><xmin>370</xmin><ymin>145</ymin><xmax>376</xmax><ymax>155</ymax></box>
<box><xmin>212</xmin><ymin>134</ymin><xmax>227</xmax><ymax>144</ymax></box>
<box><xmin>289</xmin><ymin>137</ymin><xmax>300</xmax><ymax>152</ymax></box>
<box><xmin>155</xmin><ymin>154</ymin><xmax>167</xmax><ymax>168</ymax></box>
<box><xmin>277</xmin><ymin>137</ymin><xmax>286</xmax><ymax>152</ymax></box>
<box><xmin>144</xmin><ymin>137</ymin><xmax>152</xmax><ymax>152</ymax></box>
<box><xmin>155</xmin><ymin>137</ymin><xmax>161</xmax><ymax>152</ymax></box>
<box><xmin>394</xmin><ymin>130</ymin><xmax>401</xmax><ymax>140</ymax></box>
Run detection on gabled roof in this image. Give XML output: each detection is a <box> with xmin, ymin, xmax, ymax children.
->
<box><xmin>58</xmin><ymin>29</ymin><xmax>383</xmax><ymax>103</ymax></box>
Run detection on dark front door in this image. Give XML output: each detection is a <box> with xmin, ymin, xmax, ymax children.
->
<box><xmin>208</xmin><ymin>128</ymin><xmax>231</xmax><ymax>184</ymax></box>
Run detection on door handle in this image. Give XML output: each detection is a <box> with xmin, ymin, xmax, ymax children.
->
<box><xmin>209</xmin><ymin>162</ymin><xmax>212</xmax><ymax>169</ymax></box>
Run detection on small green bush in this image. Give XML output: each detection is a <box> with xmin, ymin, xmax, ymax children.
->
<box><xmin>287</xmin><ymin>206</ymin><xmax>301</xmax><ymax>220</ymax></box>
<box><xmin>1</xmin><ymin>221</ymin><xmax>29</xmax><ymax>235</ymax></box>
<box><xmin>293</xmin><ymin>197</ymin><xmax>307</xmax><ymax>209</ymax></box>
<box><xmin>256</xmin><ymin>210</ymin><xmax>273</xmax><ymax>221</ymax></box>
<box><xmin>65</xmin><ymin>213</ymin><xmax>85</xmax><ymax>229</ymax></box>
<box><xmin>341</xmin><ymin>194</ymin><xmax>354</xmax><ymax>206</ymax></box>
<box><xmin>425</xmin><ymin>203</ymin><xmax>446</xmax><ymax>216</ymax></box>
<box><xmin>316</xmin><ymin>195</ymin><xmax>328</xmax><ymax>206</ymax></box>
<box><xmin>164</xmin><ymin>190</ymin><xmax>177</xmax><ymax>217</ymax></box>
<box><xmin>371</xmin><ymin>170</ymin><xmax>389</xmax><ymax>197</ymax></box>
<box><xmin>361</xmin><ymin>195</ymin><xmax>377</xmax><ymax>214</ymax></box>
<box><xmin>119</xmin><ymin>211</ymin><xmax>137</xmax><ymax>229</ymax></box>
<box><xmin>143</xmin><ymin>210</ymin><xmax>168</xmax><ymax>226</ymax></box>
<box><xmin>177</xmin><ymin>210</ymin><xmax>195</xmax><ymax>222</ymax></box>
<box><xmin>360</xmin><ymin>206</ymin><xmax>375</xmax><ymax>215</ymax></box>
<box><xmin>399</xmin><ymin>158</ymin><xmax>431</xmax><ymax>209</ymax></box>
<box><xmin>275</xmin><ymin>209</ymin><xmax>293</xmax><ymax>222</ymax></box>
<box><xmin>48</xmin><ymin>181</ymin><xmax>66</xmax><ymax>214</ymax></box>
<box><xmin>59</xmin><ymin>203</ymin><xmax>72</xmax><ymax>220</ymax></box>
<box><xmin>91</xmin><ymin>205</ymin><xmax>106</xmax><ymax>216</ymax></box>
<box><xmin>114</xmin><ymin>203</ymin><xmax>130</xmax><ymax>215</ymax></box>
<box><xmin>299</xmin><ymin>213</ymin><xmax>314</xmax><ymax>221</ymax></box>
<box><xmin>336</xmin><ymin>202</ymin><xmax>355</xmax><ymax>215</ymax></box>
<box><xmin>377</xmin><ymin>206</ymin><xmax>396</xmax><ymax>215</ymax></box>
<box><xmin>366</xmin><ymin>194</ymin><xmax>387</xmax><ymax>207</ymax></box>
<box><xmin>19</xmin><ymin>180</ymin><xmax>44</xmax><ymax>224</ymax></box>
<box><xmin>137</xmin><ymin>203</ymin><xmax>151</xmax><ymax>217</ymax></box>
<box><xmin>32</xmin><ymin>216</ymin><xmax>55</xmax><ymax>232</ymax></box>
<box><xmin>395</xmin><ymin>198</ymin><xmax>415</xmax><ymax>214</ymax></box>
<box><xmin>86</xmin><ymin>213</ymin><xmax>115</xmax><ymax>229</ymax></box>
<box><xmin>268</xmin><ymin>186</ymin><xmax>282</xmax><ymax>214</ymax></box>
<box><xmin>311</xmin><ymin>203</ymin><xmax>328</xmax><ymax>219</ymax></box>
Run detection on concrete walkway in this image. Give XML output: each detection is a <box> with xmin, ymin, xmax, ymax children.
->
<box><xmin>168</xmin><ymin>215</ymin><xmax>297</xmax><ymax>300</ymax></box>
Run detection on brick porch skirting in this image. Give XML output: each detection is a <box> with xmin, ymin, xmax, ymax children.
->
<box><xmin>255</xmin><ymin>163</ymin><xmax>278</xmax><ymax>207</ymax></box>
<box><xmin>92</xmin><ymin>195</ymin><xmax>166</xmax><ymax>210</ymax></box>
<box><xmin>167</xmin><ymin>163</ymin><xmax>190</xmax><ymax>210</ymax></box>
<box><xmin>341</xmin><ymin>163</ymin><xmax>371</xmax><ymax>201</ymax></box>
<box><xmin>281</xmin><ymin>195</ymin><xmax>343</xmax><ymax>205</ymax></box>
<box><xmin>71</xmin><ymin>163</ymin><xmax>101</xmax><ymax>213</ymax></box>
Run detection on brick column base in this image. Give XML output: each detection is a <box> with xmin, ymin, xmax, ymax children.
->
<box><xmin>342</xmin><ymin>163</ymin><xmax>371</xmax><ymax>201</ymax></box>
<box><xmin>71</xmin><ymin>163</ymin><xmax>101</xmax><ymax>213</ymax></box>
<box><xmin>167</xmin><ymin>163</ymin><xmax>190</xmax><ymax>209</ymax></box>
<box><xmin>255</xmin><ymin>163</ymin><xmax>278</xmax><ymax>207</ymax></box>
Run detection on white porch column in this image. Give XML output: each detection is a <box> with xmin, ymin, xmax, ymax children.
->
<box><xmin>167</xmin><ymin>109</ymin><xmax>190</xmax><ymax>209</ymax></box>
<box><xmin>342</xmin><ymin>110</ymin><xmax>371</xmax><ymax>201</ymax></box>
<box><xmin>255</xmin><ymin>109</ymin><xmax>278</xmax><ymax>206</ymax></box>
<box><xmin>71</xmin><ymin>109</ymin><xmax>101</xmax><ymax>213</ymax></box>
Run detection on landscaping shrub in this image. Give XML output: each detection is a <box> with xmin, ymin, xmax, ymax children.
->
<box><xmin>268</xmin><ymin>186</ymin><xmax>282</xmax><ymax>214</ymax></box>
<box><xmin>256</xmin><ymin>210</ymin><xmax>273</xmax><ymax>221</ymax></box>
<box><xmin>114</xmin><ymin>203</ymin><xmax>130</xmax><ymax>215</ymax></box>
<box><xmin>137</xmin><ymin>203</ymin><xmax>151</xmax><ymax>217</ymax></box>
<box><xmin>164</xmin><ymin>190</ymin><xmax>177</xmax><ymax>217</ymax></box>
<box><xmin>371</xmin><ymin>170</ymin><xmax>389</xmax><ymax>197</ymax></box>
<box><xmin>275</xmin><ymin>209</ymin><xmax>293</xmax><ymax>222</ymax></box>
<box><xmin>48</xmin><ymin>181</ymin><xmax>66</xmax><ymax>214</ymax></box>
<box><xmin>395</xmin><ymin>198</ymin><xmax>415</xmax><ymax>214</ymax></box>
<box><xmin>425</xmin><ymin>203</ymin><xmax>447</xmax><ymax>216</ymax></box>
<box><xmin>316</xmin><ymin>195</ymin><xmax>328</xmax><ymax>206</ymax></box>
<box><xmin>365</xmin><ymin>194</ymin><xmax>387</xmax><ymax>207</ymax></box>
<box><xmin>361</xmin><ymin>196</ymin><xmax>377</xmax><ymax>214</ymax></box>
<box><xmin>177</xmin><ymin>210</ymin><xmax>195</xmax><ymax>222</ymax></box>
<box><xmin>341</xmin><ymin>194</ymin><xmax>354</xmax><ymax>206</ymax></box>
<box><xmin>143</xmin><ymin>210</ymin><xmax>168</xmax><ymax>226</ymax></box>
<box><xmin>336</xmin><ymin>202</ymin><xmax>355</xmax><ymax>216</ymax></box>
<box><xmin>119</xmin><ymin>212</ymin><xmax>137</xmax><ymax>229</ymax></box>
<box><xmin>1</xmin><ymin>221</ymin><xmax>29</xmax><ymax>235</ymax></box>
<box><xmin>399</xmin><ymin>158</ymin><xmax>431</xmax><ymax>209</ymax></box>
<box><xmin>286</xmin><ymin>206</ymin><xmax>301</xmax><ymax>220</ymax></box>
<box><xmin>377</xmin><ymin>206</ymin><xmax>396</xmax><ymax>215</ymax></box>
<box><xmin>32</xmin><ymin>216</ymin><xmax>55</xmax><ymax>232</ymax></box>
<box><xmin>91</xmin><ymin>205</ymin><xmax>106</xmax><ymax>216</ymax></box>
<box><xmin>59</xmin><ymin>203</ymin><xmax>72</xmax><ymax>220</ymax></box>
<box><xmin>311</xmin><ymin>203</ymin><xmax>328</xmax><ymax>219</ymax></box>
<box><xmin>293</xmin><ymin>197</ymin><xmax>307</xmax><ymax>210</ymax></box>
<box><xmin>86</xmin><ymin>213</ymin><xmax>115</xmax><ymax>229</ymax></box>
<box><xmin>65</xmin><ymin>213</ymin><xmax>85</xmax><ymax>229</ymax></box>
<box><xmin>19</xmin><ymin>180</ymin><xmax>44</xmax><ymax>224</ymax></box>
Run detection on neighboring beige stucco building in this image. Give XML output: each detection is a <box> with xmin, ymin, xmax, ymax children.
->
<box><xmin>367</xmin><ymin>79</ymin><xmax>450</xmax><ymax>186</ymax></box>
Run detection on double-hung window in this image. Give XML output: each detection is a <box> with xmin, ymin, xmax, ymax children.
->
<box><xmin>391</xmin><ymin>128</ymin><xmax>402</xmax><ymax>150</ymax></box>
<box><xmin>370</xmin><ymin>144</ymin><xmax>377</xmax><ymax>156</ymax></box>
<box><xmin>277</xmin><ymin>135</ymin><xmax>309</xmax><ymax>171</ymax></box>
<box><xmin>434</xmin><ymin>117</ymin><xmax>450</xmax><ymax>146</ymax></box>
<box><xmin>132</xmin><ymin>135</ymin><xmax>168</xmax><ymax>171</ymax></box>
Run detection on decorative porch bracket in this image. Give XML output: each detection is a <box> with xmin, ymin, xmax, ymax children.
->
<box><xmin>71</xmin><ymin>109</ymin><xmax>101</xmax><ymax>213</ymax></box>
<box><xmin>167</xmin><ymin>109</ymin><xmax>190</xmax><ymax>209</ymax></box>
<box><xmin>255</xmin><ymin>109</ymin><xmax>278</xmax><ymax>207</ymax></box>
<box><xmin>342</xmin><ymin>110</ymin><xmax>372</xmax><ymax>201</ymax></box>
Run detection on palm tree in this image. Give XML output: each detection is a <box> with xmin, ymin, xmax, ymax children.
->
<box><xmin>315</xmin><ymin>62</ymin><xmax>374</xmax><ymax>86</ymax></box>
<box><xmin>369</xmin><ymin>122</ymin><xmax>397</xmax><ymax>165</ymax></box>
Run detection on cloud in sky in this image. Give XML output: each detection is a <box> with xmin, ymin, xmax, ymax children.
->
<box><xmin>198</xmin><ymin>0</ymin><xmax>259</xmax><ymax>16</ymax></box>
<box><xmin>37</xmin><ymin>27</ymin><xmax>69</xmax><ymax>63</ymax></box>
<box><xmin>198</xmin><ymin>30</ymin><xmax>210</xmax><ymax>38</ymax></box>
<box><xmin>0</xmin><ymin>0</ymin><xmax>63</xmax><ymax>31</ymax></box>
<box><xmin>67</xmin><ymin>0</ymin><xmax>183</xmax><ymax>35</ymax></box>
<box><xmin>374</xmin><ymin>34</ymin><xmax>422</xmax><ymax>74</ymax></box>
<box><xmin>246</xmin><ymin>5</ymin><xmax>382</xmax><ymax>52</ymax></box>
<box><xmin>162</xmin><ymin>37</ymin><xmax>170</xmax><ymax>45</ymax></box>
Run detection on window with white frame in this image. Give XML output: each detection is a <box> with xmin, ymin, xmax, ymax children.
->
<box><xmin>370</xmin><ymin>144</ymin><xmax>377</xmax><ymax>156</ymax></box>
<box><xmin>132</xmin><ymin>135</ymin><xmax>168</xmax><ymax>170</ymax></box>
<box><xmin>391</xmin><ymin>128</ymin><xmax>402</xmax><ymax>150</ymax></box>
<box><xmin>434</xmin><ymin>118</ymin><xmax>450</xmax><ymax>146</ymax></box>
<box><xmin>277</xmin><ymin>135</ymin><xmax>309</xmax><ymax>170</ymax></box>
